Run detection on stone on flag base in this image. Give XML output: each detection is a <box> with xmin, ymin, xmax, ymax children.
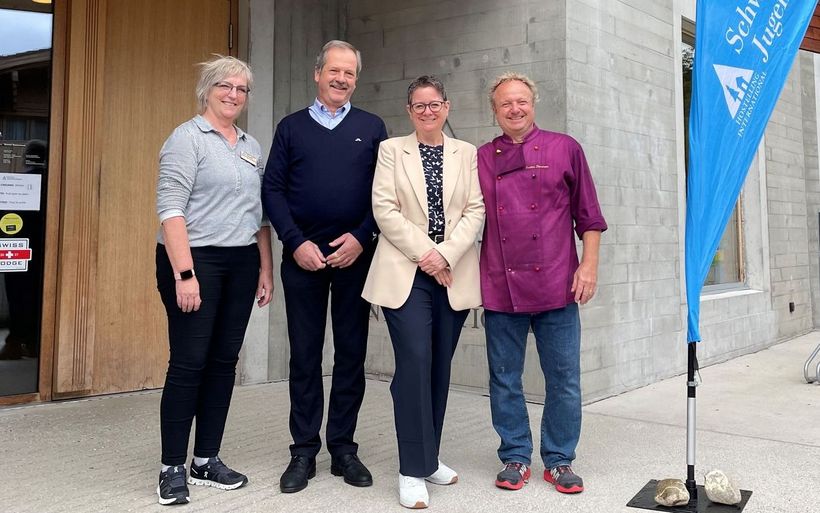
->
<box><xmin>627</xmin><ymin>480</ymin><xmax>752</xmax><ymax>512</ymax></box>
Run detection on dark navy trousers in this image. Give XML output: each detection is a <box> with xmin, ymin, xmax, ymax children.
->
<box><xmin>280</xmin><ymin>251</ymin><xmax>372</xmax><ymax>458</ymax></box>
<box><xmin>382</xmin><ymin>270</ymin><xmax>469</xmax><ymax>477</ymax></box>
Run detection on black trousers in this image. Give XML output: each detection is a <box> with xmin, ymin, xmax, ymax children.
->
<box><xmin>280</xmin><ymin>251</ymin><xmax>372</xmax><ymax>458</ymax></box>
<box><xmin>382</xmin><ymin>270</ymin><xmax>469</xmax><ymax>477</ymax></box>
<box><xmin>156</xmin><ymin>244</ymin><xmax>259</xmax><ymax>466</ymax></box>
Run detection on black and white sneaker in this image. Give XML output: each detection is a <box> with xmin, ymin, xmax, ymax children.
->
<box><xmin>188</xmin><ymin>456</ymin><xmax>248</xmax><ymax>490</ymax></box>
<box><xmin>157</xmin><ymin>465</ymin><xmax>190</xmax><ymax>505</ymax></box>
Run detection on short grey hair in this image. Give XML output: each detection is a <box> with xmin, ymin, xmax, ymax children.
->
<box><xmin>195</xmin><ymin>55</ymin><xmax>253</xmax><ymax>113</ymax></box>
<box><xmin>314</xmin><ymin>40</ymin><xmax>362</xmax><ymax>76</ymax></box>
<box><xmin>406</xmin><ymin>75</ymin><xmax>447</xmax><ymax>105</ymax></box>
<box><xmin>488</xmin><ymin>71</ymin><xmax>539</xmax><ymax>108</ymax></box>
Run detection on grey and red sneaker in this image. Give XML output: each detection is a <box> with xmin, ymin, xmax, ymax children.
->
<box><xmin>544</xmin><ymin>465</ymin><xmax>584</xmax><ymax>494</ymax></box>
<box><xmin>495</xmin><ymin>462</ymin><xmax>531</xmax><ymax>490</ymax></box>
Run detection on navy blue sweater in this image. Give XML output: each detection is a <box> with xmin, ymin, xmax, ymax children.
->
<box><xmin>262</xmin><ymin>107</ymin><xmax>387</xmax><ymax>256</ymax></box>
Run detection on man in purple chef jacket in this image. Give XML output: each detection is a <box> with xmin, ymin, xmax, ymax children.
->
<box><xmin>477</xmin><ymin>72</ymin><xmax>607</xmax><ymax>494</ymax></box>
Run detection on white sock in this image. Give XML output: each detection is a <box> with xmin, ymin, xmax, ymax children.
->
<box><xmin>161</xmin><ymin>465</ymin><xmax>171</xmax><ymax>472</ymax></box>
<box><xmin>193</xmin><ymin>456</ymin><xmax>211</xmax><ymax>466</ymax></box>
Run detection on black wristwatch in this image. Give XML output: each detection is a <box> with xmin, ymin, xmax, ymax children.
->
<box><xmin>174</xmin><ymin>269</ymin><xmax>195</xmax><ymax>281</ymax></box>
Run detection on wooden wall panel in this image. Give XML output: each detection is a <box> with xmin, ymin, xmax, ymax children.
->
<box><xmin>53</xmin><ymin>0</ymin><xmax>231</xmax><ymax>397</ymax></box>
<box><xmin>92</xmin><ymin>0</ymin><xmax>231</xmax><ymax>394</ymax></box>
<box><xmin>53</xmin><ymin>0</ymin><xmax>107</xmax><ymax>396</ymax></box>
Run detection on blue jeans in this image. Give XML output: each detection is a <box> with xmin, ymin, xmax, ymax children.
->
<box><xmin>485</xmin><ymin>304</ymin><xmax>581</xmax><ymax>469</ymax></box>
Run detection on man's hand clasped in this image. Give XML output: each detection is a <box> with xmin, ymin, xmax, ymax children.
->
<box><xmin>294</xmin><ymin>240</ymin><xmax>327</xmax><ymax>271</ymax></box>
<box><xmin>326</xmin><ymin>233</ymin><xmax>363</xmax><ymax>268</ymax></box>
<box><xmin>294</xmin><ymin>233</ymin><xmax>364</xmax><ymax>271</ymax></box>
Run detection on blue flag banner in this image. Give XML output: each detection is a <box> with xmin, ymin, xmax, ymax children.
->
<box><xmin>686</xmin><ymin>0</ymin><xmax>815</xmax><ymax>343</ymax></box>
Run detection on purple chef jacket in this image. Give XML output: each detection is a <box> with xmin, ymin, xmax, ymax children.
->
<box><xmin>478</xmin><ymin>126</ymin><xmax>607</xmax><ymax>313</ymax></box>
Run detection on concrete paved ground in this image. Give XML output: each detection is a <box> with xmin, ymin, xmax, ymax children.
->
<box><xmin>2</xmin><ymin>332</ymin><xmax>818</xmax><ymax>513</ymax></box>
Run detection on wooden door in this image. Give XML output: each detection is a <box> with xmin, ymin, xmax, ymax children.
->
<box><xmin>54</xmin><ymin>0</ymin><xmax>233</xmax><ymax>396</ymax></box>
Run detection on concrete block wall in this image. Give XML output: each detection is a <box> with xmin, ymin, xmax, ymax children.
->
<box><xmin>238</xmin><ymin>0</ymin><xmax>281</xmax><ymax>384</ymax></box>
<box><xmin>272</xmin><ymin>0</ymin><xmax>343</xmax><ymax>125</ymax></box>
<box><xmin>563</xmin><ymin>0</ymin><xmax>685</xmax><ymax>400</ymax></box>
<box><xmin>247</xmin><ymin>0</ymin><xmax>820</xmax><ymax>399</ymax></box>
<box><xmin>800</xmin><ymin>52</ymin><xmax>820</xmax><ymax>328</ymax></box>
<box><xmin>346</xmin><ymin>0</ymin><xmax>568</xmax><ymax>141</ymax></box>
<box><xmin>764</xmin><ymin>59</ymin><xmax>814</xmax><ymax>341</ymax></box>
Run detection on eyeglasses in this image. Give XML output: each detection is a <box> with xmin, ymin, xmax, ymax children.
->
<box><xmin>214</xmin><ymin>81</ymin><xmax>250</xmax><ymax>95</ymax></box>
<box><xmin>410</xmin><ymin>101</ymin><xmax>446</xmax><ymax>114</ymax></box>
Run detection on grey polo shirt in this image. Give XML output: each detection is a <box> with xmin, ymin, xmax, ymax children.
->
<box><xmin>156</xmin><ymin>115</ymin><xmax>266</xmax><ymax>247</ymax></box>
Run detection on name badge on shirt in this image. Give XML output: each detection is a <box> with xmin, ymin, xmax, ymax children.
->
<box><xmin>240</xmin><ymin>152</ymin><xmax>258</xmax><ymax>167</ymax></box>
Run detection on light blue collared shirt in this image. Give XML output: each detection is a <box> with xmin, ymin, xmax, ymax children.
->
<box><xmin>307</xmin><ymin>98</ymin><xmax>351</xmax><ymax>130</ymax></box>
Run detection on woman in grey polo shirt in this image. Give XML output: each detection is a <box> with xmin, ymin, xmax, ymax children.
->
<box><xmin>154</xmin><ymin>56</ymin><xmax>273</xmax><ymax>506</ymax></box>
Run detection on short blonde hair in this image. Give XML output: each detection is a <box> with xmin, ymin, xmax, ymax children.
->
<box><xmin>488</xmin><ymin>72</ymin><xmax>539</xmax><ymax>108</ymax></box>
<box><xmin>195</xmin><ymin>55</ymin><xmax>254</xmax><ymax>113</ymax></box>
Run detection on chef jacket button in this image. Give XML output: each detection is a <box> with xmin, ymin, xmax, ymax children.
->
<box><xmin>498</xmin><ymin>206</ymin><xmax>504</xmax><ymax>211</ymax></box>
<box><xmin>532</xmin><ymin>234</ymin><xmax>537</xmax><ymax>240</ymax></box>
<box><xmin>534</xmin><ymin>146</ymin><xmax>539</xmax><ymax>150</ymax></box>
<box><xmin>535</xmin><ymin>266</ymin><xmax>541</xmax><ymax>272</ymax></box>
<box><xmin>497</xmin><ymin>175</ymin><xmax>502</xmax><ymax>181</ymax></box>
<box><xmin>531</xmin><ymin>173</ymin><xmax>536</xmax><ymax>179</ymax></box>
<box><xmin>530</xmin><ymin>203</ymin><xmax>536</xmax><ymax>209</ymax></box>
<box><xmin>507</xmin><ymin>268</ymin><xmax>512</xmax><ymax>272</ymax></box>
<box><xmin>502</xmin><ymin>237</ymin><xmax>507</xmax><ymax>242</ymax></box>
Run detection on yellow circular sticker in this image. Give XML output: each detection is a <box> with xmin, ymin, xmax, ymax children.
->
<box><xmin>0</xmin><ymin>213</ymin><xmax>23</xmax><ymax>235</ymax></box>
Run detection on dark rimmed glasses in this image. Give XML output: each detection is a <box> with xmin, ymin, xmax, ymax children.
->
<box><xmin>410</xmin><ymin>101</ymin><xmax>446</xmax><ymax>114</ymax></box>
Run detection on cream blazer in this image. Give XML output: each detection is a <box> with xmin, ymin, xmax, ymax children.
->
<box><xmin>362</xmin><ymin>133</ymin><xmax>485</xmax><ymax>310</ymax></box>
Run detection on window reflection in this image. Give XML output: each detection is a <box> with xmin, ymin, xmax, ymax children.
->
<box><xmin>0</xmin><ymin>4</ymin><xmax>52</xmax><ymax>396</ymax></box>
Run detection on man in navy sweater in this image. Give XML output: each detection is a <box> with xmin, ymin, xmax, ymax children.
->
<box><xmin>263</xmin><ymin>40</ymin><xmax>387</xmax><ymax>494</ymax></box>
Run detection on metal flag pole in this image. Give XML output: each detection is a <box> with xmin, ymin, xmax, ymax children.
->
<box><xmin>686</xmin><ymin>342</ymin><xmax>698</xmax><ymax>498</ymax></box>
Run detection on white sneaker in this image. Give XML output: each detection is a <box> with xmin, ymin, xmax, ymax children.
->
<box><xmin>399</xmin><ymin>473</ymin><xmax>429</xmax><ymax>509</ymax></box>
<box><xmin>425</xmin><ymin>460</ymin><xmax>458</xmax><ymax>485</ymax></box>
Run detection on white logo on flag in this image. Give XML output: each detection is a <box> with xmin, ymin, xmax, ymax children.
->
<box><xmin>713</xmin><ymin>64</ymin><xmax>753</xmax><ymax>119</ymax></box>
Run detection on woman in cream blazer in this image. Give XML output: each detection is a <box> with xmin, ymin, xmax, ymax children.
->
<box><xmin>362</xmin><ymin>75</ymin><xmax>484</xmax><ymax>509</ymax></box>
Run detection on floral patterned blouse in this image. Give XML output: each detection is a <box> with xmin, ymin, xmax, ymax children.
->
<box><xmin>419</xmin><ymin>142</ymin><xmax>445</xmax><ymax>238</ymax></box>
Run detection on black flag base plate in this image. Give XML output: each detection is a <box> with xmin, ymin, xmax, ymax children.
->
<box><xmin>627</xmin><ymin>480</ymin><xmax>752</xmax><ymax>512</ymax></box>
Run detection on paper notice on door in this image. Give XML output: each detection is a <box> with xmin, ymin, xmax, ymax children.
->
<box><xmin>0</xmin><ymin>173</ymin><xmax>42</xmax><ymax>211</ymax></box>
